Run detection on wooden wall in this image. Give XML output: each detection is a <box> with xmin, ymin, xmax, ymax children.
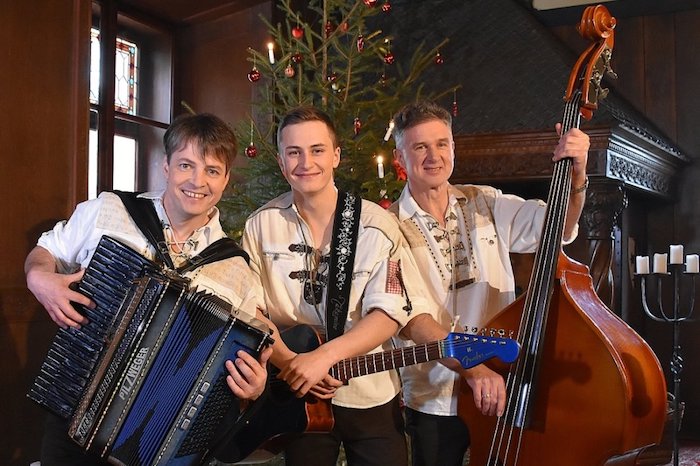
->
<box><xmin>173</xmin><ymin>2</ymin><xmax>273</xmax><ymax>179</ymax></box>
<box><xmin>0</xmin><ymin>1</ymin><xmax>91</xmax><ymax>464</ymax></box>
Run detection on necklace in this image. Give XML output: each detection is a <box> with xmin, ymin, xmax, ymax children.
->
<box><xmin>163</xmin><ymin>224</ymin><xmax>198</xmax><ymax>264</ymax></box>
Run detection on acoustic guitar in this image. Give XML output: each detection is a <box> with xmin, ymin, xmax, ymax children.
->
<box><xmin>229</xmin><ymin>324</ymin><xmax>520</xmax><ymax>463</ymax></box>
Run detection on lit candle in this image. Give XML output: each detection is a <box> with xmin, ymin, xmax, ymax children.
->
<box><xmin>635</xmin><ymin>256</ymin><xmax>650</xmax><ymax>275</ymax></box>
<box><xmin>653</xmin><ymin>253</ymin><xmax>668</xmax><ymax>274</ymax></box>
<box><xmin>669</xmin><ymin>244</ymin><xmax>684</xmax><ymax>264</ymax></box>
<box><xmin>267</xmin><ymin>42</ymin><xmax>275</xmax><ymax>64</ymax></box>
<box><xmin>376</xmin><ymin>155</ymin><xmax>385</xmax><ymax>179</ymax></box>
<box><xmin>383</xmin><ymin>120</ymin><xmax>395</xmax><ymax>141</ymax></box>
<box><xmin>686</xmin><ymin>254</ymin><xmax>699</xmax><ymax>274</ymax></box>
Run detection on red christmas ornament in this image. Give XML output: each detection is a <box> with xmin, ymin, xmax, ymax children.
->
<box><xmin>353</xmin><ymin>117</ymin><xmax>362</xmax><ymax>136</ymax></box>
<box><xmin>245</xmin><ymin>143</ymin><xmax>258</xmax><ymax>158</ymax></box>
<box><xmin>284</xmin><ymin>64</ymin><xmax>296</xmax><ymax>78</ymax></box>
<box><xmin>378</xmin><ymin>197</ymin><xmax>392</xmax><ymax>209</ymax></box>
<box><xmin>363</xmin><ymin>0</ymin><xmax>378</xmax><ymax>6</ymax></box>
<box><xmin>247</xmin><ymin>66</ymin><xmax>261</xmax><ymax>82</ymax></box>
<box><xmin>339</xmin><ymin>22</ymin><xmax>350</xmax><ymax>33</ymax></box>
<box><xmin>383</xmin><ymin>51</ymin><xmax>395</xmax><ymax>65</ymax></box>
<box><xmin>392</xmin><ymin>157</ymin><xmax>407</xmax><ymax>181</ymax></box>
<box><xmin>435</xmin><ymin>51</ymin><xmax>444</xmax><ymax>65</ymax></box>
<box><xmin>382</xmin><ymin>1</ymin><xmax>392</xmax><ymax>12</ymax></box>
<box><xmin>451</xmin><ymin>100</ymin><xmax>458</xmax><ymax>117</ymax></box>
<box><xmin>327</xmin><ymin>72</ymin><xmax>338</xmax><ymax>83</ymax></box>
<box><xmin>292</xmin><ymin>26</ymin><xmax>304</xmax><ymax>39</ymax></box>
<box><xmin>325</xmin><ymin>21</ymin><xmax>334</xmax><ymax>37</ymax></box>
<box><xmin>291</xmin><ymin>52</ymin><xmax>303</xmax><ymax>64</ymax></box>
<box><xmin>357</xmin><ymin>34</ymin><xmax>365</xmax><ymax>53</ymax></box>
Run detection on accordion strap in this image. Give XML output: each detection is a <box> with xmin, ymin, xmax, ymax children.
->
<box><xmin>325</xmin><ymin>191</ymin><xmax>362</xmax><ymax>341</ymax></box>
<box><xmin>112</xmin><ymin>190</ymin><xmax>248</xmax><ymax>273</ymax></box>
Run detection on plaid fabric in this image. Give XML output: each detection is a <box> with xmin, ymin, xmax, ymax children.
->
<box><xmin>385</xmin><ymin>260</ymin><xmax>403</xmax><ymax>295</ymax></box>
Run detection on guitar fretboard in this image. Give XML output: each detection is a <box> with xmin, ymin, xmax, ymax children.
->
<box><xmin>330</xmin><ymin>341</ymin><xmax>444</xmax><ymax>382</ymax></box>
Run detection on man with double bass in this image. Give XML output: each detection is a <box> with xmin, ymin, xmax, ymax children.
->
<box><xmin>387</xmin><ymin>100</ymin><xmax>590</xmax><ymax>466</ymax></box>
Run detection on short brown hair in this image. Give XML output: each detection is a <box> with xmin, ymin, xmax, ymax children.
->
<box><xmin>163</xmin><ymin>113</ymin><xmax>237</xmax><ymax>172</ymax></box>
<box><xmin>276</xmin><ymin>106</ymin><xmax>339</xmax><ymax>150</ymax></box>
<box><xmin>392</xmin><ymin>100</ymin><xmax>452</xmax><ymax>148</ymax></box>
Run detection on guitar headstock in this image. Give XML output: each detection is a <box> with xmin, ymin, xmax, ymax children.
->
<box><xmin>443</xmin><ymin>333</ymin><xmax>521</xmax><ymax>369</ymax></box>
<box><xmin>564</xmin><ymin>4</ymin><xmax>617</xmax><ymax>121</ymax></box>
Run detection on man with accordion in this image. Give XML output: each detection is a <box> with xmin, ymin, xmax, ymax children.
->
<box><xmin>24</xmin><ymin>113</ymin><xmax>272</xmax><ymax>466</ymax></box>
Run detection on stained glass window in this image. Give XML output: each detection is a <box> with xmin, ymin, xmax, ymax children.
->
<box><xmin>89</xmin><ymin>28</ymin><xmax>138</xmax><ymax>114</ymax></box>
<box><xmin>115</xmin><ymin>37</ymin><xmax>138</xmax><ymax>114</ymax></box>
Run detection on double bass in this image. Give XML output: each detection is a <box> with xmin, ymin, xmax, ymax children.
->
<box><xmin>457</xmin><ymin>5</ymin><xmax>668</xmax><ymax>466</ymax></box>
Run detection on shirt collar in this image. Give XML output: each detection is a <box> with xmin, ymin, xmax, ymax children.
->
<box><xmin>396</xmin><ymin>184</ymin><xmax>467</xmax><ymax>222</ymax></box>
<box><xmin>138</xmin><ymin>190</ymin><xmax>224</xmax><ymax>241</ymax></box>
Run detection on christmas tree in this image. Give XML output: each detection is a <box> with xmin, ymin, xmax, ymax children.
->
<box><xmin>218</xmin><ymin>0</ymin><xmax>457</xmax><ymax>238</ymax></box>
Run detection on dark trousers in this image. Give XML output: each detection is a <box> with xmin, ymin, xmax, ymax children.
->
<box><xmin>405</xmin><ymin>407</ymin><xmax>471</xmax><ymax>466</ymax></box>
<box><xmin>40</xmin><ymin>413</ymin><xmax>110</xmax><ymax>466</ymax></box>
<box><xmin>284</xmin><ymin>394</ymin><xmax>407</xmax><ymax>466</ymax></box>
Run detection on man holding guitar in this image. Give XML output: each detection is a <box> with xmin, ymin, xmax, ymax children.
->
<box><xmin>241</xmin><ymin>106</ymin><xmax>435</xmax><ymax>466</ymax></box>
<box><xmin>387</xmin><ymin>100</ymin><xmax>590</xmax><ymax>466</ymax></box>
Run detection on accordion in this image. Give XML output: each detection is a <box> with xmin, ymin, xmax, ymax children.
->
<box><xmin>28</xmin><ymin>235</ymin><xmax>274</xmax><ymax>466</ymax></box>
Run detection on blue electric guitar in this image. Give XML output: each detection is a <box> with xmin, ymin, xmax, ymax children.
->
<box><xmin>226</xmin><ymin>324</ymin><xmax>520</xmax><ymax>463</ymax></box>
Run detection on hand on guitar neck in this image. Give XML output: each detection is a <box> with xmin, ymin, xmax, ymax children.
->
<box><xmin>226</xmin><ymin>323</ymin><xmax>520</xmax><ymax>463</ymax></box>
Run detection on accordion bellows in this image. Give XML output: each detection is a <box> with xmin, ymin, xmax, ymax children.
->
<box><xmin>28</xmin><ymin>235</ymin><xmax>273</xmax><ymax>466</ymax></box>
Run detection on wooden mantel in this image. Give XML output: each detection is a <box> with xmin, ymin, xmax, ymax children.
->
<box><xmin>451</xmin><ymin>122</ymin><xmax>688</xmax><ymax>318</ymax></box>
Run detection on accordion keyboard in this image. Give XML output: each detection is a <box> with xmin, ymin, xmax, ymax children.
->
<box><xmin>28</xmin><ymin>236</ymin><xmax>157</xmax><ymax>418</ymax></box>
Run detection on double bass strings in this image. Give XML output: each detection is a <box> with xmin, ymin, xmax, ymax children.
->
<box><xmin>487</xmin><ymin>91</ymin><xmax>583</xmax><ymax>465</ymax></box>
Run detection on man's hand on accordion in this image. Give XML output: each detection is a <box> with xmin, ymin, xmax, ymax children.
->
<box><xmin>25</xmin><ymin>246</ymin><xmax>96</xmax><ymax>329</ymax></box>
<box><xmin>225</xmin><ymin>346</ymin><xmax>273</xmax><ymax>401</ymax></box>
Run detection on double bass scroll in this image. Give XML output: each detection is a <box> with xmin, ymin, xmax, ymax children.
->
<box><xmin>456</xmin><ymin>5</ymin><xmax>667</xmax><ymax>466</ymax></box>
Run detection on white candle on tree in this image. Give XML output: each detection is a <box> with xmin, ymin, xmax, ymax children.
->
<box><xmin>383</xmin><ymin>120</ymin><xmax>395</xmax><ymax>141</ymax></box>
<box><xmin>376</xmin><ymin>155</ymin><xmax>385</xmax><ymax>179</ymax></box>
<box><xmin>267</xmin><ymin>42</ymin><xmax>275</xmax><ymax>64</ymax></box>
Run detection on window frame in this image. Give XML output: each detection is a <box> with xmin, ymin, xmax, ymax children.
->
<box><xmin>91</xmin><ymin>0</ymin><xmax>172</xmax><ymax>194</ymax></box>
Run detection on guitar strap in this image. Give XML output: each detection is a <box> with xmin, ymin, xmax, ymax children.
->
<box><xmin>112</xmin><ymin>190</ymin><xmax>249</xmax><ymax>273</ymax></box>
<box><xmin>325</xmin><ymin>191</ymin><xmax>362</xmax><ymax>341</ymax></box>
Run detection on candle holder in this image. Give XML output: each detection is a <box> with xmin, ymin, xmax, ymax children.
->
<box><xmin>637</xmin><ymin>248</ymin><xmax>697</xmax><ymax>466</ymax></box>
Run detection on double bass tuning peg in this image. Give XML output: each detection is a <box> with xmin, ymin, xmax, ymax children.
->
<box><xmin>602</xmin><ymin>48</ymin><xmax>618</xmax><ymax>80</ymax></box>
